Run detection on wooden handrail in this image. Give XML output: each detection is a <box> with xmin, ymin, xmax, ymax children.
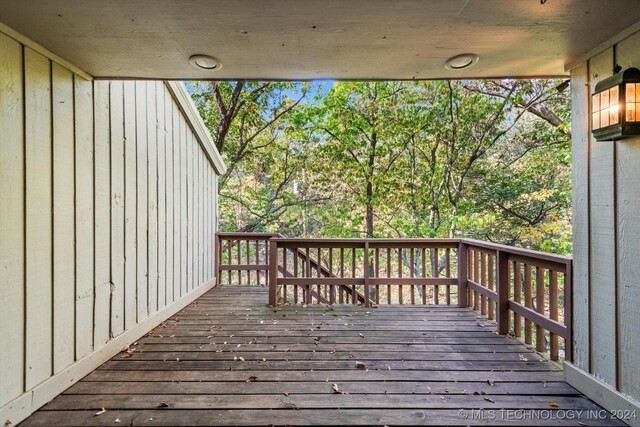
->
<box><xmin>215</xmin><ymin>233</ymin><xmax>572</xmax><ymax>363</ymax></box>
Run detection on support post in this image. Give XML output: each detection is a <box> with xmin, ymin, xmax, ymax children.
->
<box><xmin>268</xmin><ymin>239</ymin><xmax>278</xmax><ymax>306</ymax></box>
<box><xmin>564</xmin><ymin>260</ymin><xmax>573</xmax><ymax>363</ymax></box>
<box><xmin>496</xmin><ymin>250</ymin><xmax>510</xmax><ymax>334</ymax></box>
<box><xmin>457</xmin><ymin>241</ymin><xmax>468</xmax><ymax>307</ymax></box>
<box><xmin>215</xmin><ymin>234</ymin><xmax>221</xmax><ymax>286</ymax></box>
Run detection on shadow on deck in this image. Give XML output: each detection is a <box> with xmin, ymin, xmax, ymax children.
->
<box><xmin>22</xmin><ymin>286</ymin><xmax>620</xmax><ymax>426</ymax></box>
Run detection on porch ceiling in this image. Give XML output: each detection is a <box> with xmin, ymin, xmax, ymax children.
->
<box><xmin>1</xmin><ymin>0</ymin><xmax>639</xmax><ymax>80</ymax></box>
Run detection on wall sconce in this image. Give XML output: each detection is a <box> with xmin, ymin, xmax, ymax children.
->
<box><xmin>592</xmin><ymin>67</ymin><xmax>640</xmax><ymax>141</ymax></box>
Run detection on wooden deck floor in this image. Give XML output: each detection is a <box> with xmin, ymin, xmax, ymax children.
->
<box><xmin>22</xmin><ymin>286</ymin><xmax>620</xmax><ymax>426</ymax></box>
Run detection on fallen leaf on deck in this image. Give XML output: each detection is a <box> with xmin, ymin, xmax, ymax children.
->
<box><xmin>548</xmin><ymin>401</ymin><xmax>559</xmax><ymax>407</ymax></box>
<box><xmin>358</xmin><ymin>333</ymin><xmax>364</xmax><ymax>338</ymax></box>
<box><xmin>484</xmin><ymin>397</ymin><xmax>495</xmax><ymax>403</ymax></box>
<box><xmin>158</xmin><ymin>403</ymin><xmax>170</xmax><ymax>408</ymax></box>
<box><xmin>331</xmin><ymin>383</ymin><xmax>346</xmax><ymax>394</ymax></box>
<box><xmin>355</xmin><ymin>361</ymin><xmax>366</xmax><ymax>369</ymax></box>
<box><xmin>94</xmin><ymin>408</ymin><xmax>107</xmax><ymax>416</ymax></box>
<box><xmin>238</xmin><ymin>356</ymin><xmax>245</xmax><ymax>362</ymax></box>
<box><xmin>246</xmin><ymin>375</ymin><xmax>258</xmax><ymax>382</ymax></box>
<box><xmin>115</xmin><ymin>419</ymin><xmax>121</xmax><ymax>423</ymax></box>
<box><xmin>487</xmin><ymin>380</ymin><xmax>495</xmax><ymax>386</ymax></box>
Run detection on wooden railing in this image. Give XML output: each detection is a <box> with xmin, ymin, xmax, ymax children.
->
<box><xmin>268</xmin><ymin>238</ymin><xmax>460</xmax><ymax>307</ymax></box>
<box><xmin>215</xmin><ymin>232</ymin><xmax>278</xmax><ymax>286</ymax></box>
<box><xmin>462</xmin><ymin>239</ymin><xmax>572</xmax><ymax>362</ymax></box>
<box><xmin>214</xmin><ymin>233</ymin><xmax>572</xmax><ymax>362</ymax></box>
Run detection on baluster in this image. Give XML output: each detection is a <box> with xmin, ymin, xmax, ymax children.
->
<box><xmin>237</xmin><ymin>239</ymin><xmax>241</xmax><ymax>284</ymax></box>
<box><xmin>293</xmin><ymin>248</ymin><xmax>299</xmax><ymax>304</ymax></box>
<box><xmin>317</xmin><ymin>247</ymin><xmax>322</xmax><ymax>301</ymax></box>
<box><xmin>422</xmin><ymin>247</ymin><xmax>427</xmax><ymax>304</ymax></box>
<box><xmin>535</xmin><ymin>267</ymin><xmax>546</xmax><ymax>352</ymax></box>
<box><xmin>473</xmin><ymin>250</ymin><xmax>480</xmax><ymax>311</ymax></box>
<box><xmin>513</xmin><ymin>261</ymin><xmax>522</xmax><ymax>336</ymax></box>
<box><xmin>524</xmin><ymin>264</ymin><xmax>532</xmax><ymax>344</ymax></box>
<box><xmin>351</xmin><ymin>248</ymin><xmax>356</xmax><ymax>304</ymax></box>
<box><xmin>549</xmin><ymin>270</ymin><xmax>559</xmax><ymax>360</ymax></box>
<box><xmin>328</xmin><ymin>248</ymin><xmax>334</xmax><ymax>305</ymax></box>
<box><xmin>445</xmin><ymin>248</ymin><xmax>451</xmax><ymax>305</ymax></box>
<box><xmin>398</xmin><ymin>247</ymin><xmax>403</xmax><ymax>304</ymax></box>
<box><xmin>282</xmin><ymin>247</ymin><xmax>288</xmax><ymax>302</ymax></box>
<box><xmin>410</xmin><ymin>247</ymin><xmax>415</xmax><ymax>305</ymax></box>
<box><xmin>480</xmin><ymin>252</ymin><xmax>486</xmax><ymax>315</ymax></box>
<box><xmin>339</xmin><ymin>248</ymin><xmax>345</xmax><ymax>303</ymax></box>
<box><xmin>386</xmin><ymin>247</ymin><xmax>391</xmax><ymax>304</ymax></box>
<box><xmin>487</xmin><ymin>254</ymin><xmax>495</xmax><ymax>320</ymax></box>
<box><xmin>374</xmin><ymin>247</ymin><xmax>380</xmax><ymax>305</ymax></box>
<box><xmin>434</xmin><ymin>248</ymin><xmax>440</xmax><ymax>305</ymax></box>
<box><xmin>227</xmin><ymin>239</ymin><xmax>232</xmax><ymax>284</ymax></box>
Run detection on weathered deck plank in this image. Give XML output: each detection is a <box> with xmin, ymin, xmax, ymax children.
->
<box><xmin>21</xmin><ymin>286</ymin><xmax>622</xmax><ymax>426</ymax></box>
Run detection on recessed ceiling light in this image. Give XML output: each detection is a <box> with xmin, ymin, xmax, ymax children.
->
<box><xmin>444</xmin><ymin>53</ymin><xmax>479</xmax><ymax>71</ymax></box>
<box><xmin>189</xmin><ymin>54</ymin><xmax>222</xmax><ymax>71</ymax></box>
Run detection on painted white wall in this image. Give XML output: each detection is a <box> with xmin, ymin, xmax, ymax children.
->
<box><xmin>568</xmin><ymin>28</ymin><xmax>640</xmax><ymax>424</ymax></box>
<box><xmin>0</xmin><ymin>28</ymin><xmax>224</xmax><ymax>425</ymax></box>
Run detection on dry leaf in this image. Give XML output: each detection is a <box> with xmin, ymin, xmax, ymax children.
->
<box><xmin>94</xmin><ymin>408</ymin><xmax>107</xmax><ymax>416</ymax></box>
<box><xmin>331</xmin><ymin>383</ymin><xmax>345</xmax><ymax>394</ymax></box>
<box><xmin>548</xmin><ymin>401</ymin><xmax>559</xmax><ymax>407</ymax></box>
<box><xmin>246</xmin><ymin>375</ymin><xmax>258</xmax><ymax>383</ymax></box>
<box><xmin>484</xmin><ymin>397</ymin><xmax>495</xmax><ymax>403</ymax></box>
<box><xmin>238</xmin><ymin>356</ymin><xmax>245</xmax><ymax>362</ymax></box>
<box><xmin>284</xmin><ymin>392</ymin><xmax>290</xmax><ymax>397</ymax></box>
<box><xmin>115</xmin><ymin>419</ymin><xmax>121</xmax><ymax>423</ymax></box>
<box><xmin>487</xmin><ymin>380</ymin><xmax>495</xmax><ymax>386</ymax></box>
<box><xmin>355</xmin><ymin>361</ymin><xmax>366</xmax><ymax>369</ymax></box>
<box><xmin>358</xmin><ymin>333</ymin><xmax>364</xmax><ymax>338</ymax></box>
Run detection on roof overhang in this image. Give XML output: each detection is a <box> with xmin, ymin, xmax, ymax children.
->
<box><xmin>1</xmin><ymin>0</ymin><xmax>639</xmax><ymax>80</ymax></box>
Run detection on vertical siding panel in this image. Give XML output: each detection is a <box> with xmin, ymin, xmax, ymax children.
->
<box><xmin>614</xmin><ymin>34</ymin><xmax>640</xmax><ymax>399</ymax></box>
<box><xmin>571</xmin><ymin>62</ymin><xmax>590</xmax><ymax>371</ymax></box>
<box><xmin>588</xmin><ymin>49</ymin><xmax>617</xmax><ymax>386</ymax></box>
<box><xmin>110</xmin><ymin>81</ymin><xmax>125</xmax><ymax>337</ymax></box>
<box><xmin>147</xmin><ymin>81</ymin><xmax>158</xmax><ymax>314</ymax></box>
<box><xmin>25</xmin><ymin>48</ymin><xmax>53</xmax><ymax>390</ymax></box>
<box><xmin>123</xmin><ymin>80</ymin><xmax>137</xmax><ymax>330</ymax></box>
<box><xmin>93</xmin><ymin>80</ymin><xmax>111</xmax><ymax>347</ymax></box>
<box><xmin>135</xmin><ymin>81</ymin><xmax>148</xmax><ymax>321</ymax></box>
<box><xmin>188</xmin><ymin>131</ymin><xmax>194</xmax><ymax>291</ymax></box>
<box><xmin>198</xmin><ymin>141</ymin><xmax>203</xmax><ymax>285</ymax></box>
<box><xmin>173</xmin><ymin>101</ymin><xmax>181</xmax><ymax>300</ymax></box>
<box><xmin>74</xmin><ymin>76</ymin><xmax>94</xmax><ymax>358</ymax></box>
<box><xmin>213</xmin><ymin>172</ymin><xmax>218</xmax><ymax>281</ymax></box>
<box><xmin>156</xmin><ymin>82</ymin><xmax>166</xmax><ymax>310</ymax></box>
<box><xmin>0</xmin><ymin>34</ymin><xmax>25</xmax><ymax>406</ymax></box>
<box><xmin>181</xmin><ymin>116</ymin><xmax>188</xmax><ymax>295</ymax></box>
<box><xmin>52</xmin><ymin>63</ymin><xmax>75</xmax><ymax>373</ymax></box>
<box><xmin>165</xmin><ymin>88</ymin><xmax>175</xmax><ymax>304</ymax></box>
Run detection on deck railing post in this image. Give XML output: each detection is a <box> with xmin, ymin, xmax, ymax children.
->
<box><xmin>268</xmin><ymin>239</ymin><xmax>278</xmax><ymax>306</ymax></box>
<box><xmin>496</xmin><ymin>250</ymin><xmax>510</xmax><ymax>334</ymax></box>
<box><xmin>564</xmin><ymin>260</ymin><xmax>573</xmax><ymax>363</ymax></box>
<box><xmin>215</xmin><ymin>234</ymin><xmax>221</xmax><ymax>286</ymax></box>
<box><xmin>457</xmin><ymin>241</ymin><xmax>468</xmax><ymax>307</ymax></box>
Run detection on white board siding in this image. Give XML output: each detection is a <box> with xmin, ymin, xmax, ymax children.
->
<box><xmin>157</xmin><ymin>81</ymin><xmax>167</xmax><ymax>310</ymax></box>
<box><xmin>110</xmin><ymin>80</ymin><xmax>126</xmax><ymax>338</ymax></box>
<box><xmin>0</xmin><ymin>33</ymin><xmax>25</xmax><ymax>407</ymax></box>
<box><xmin>52</xmin><ymin>62</ymin><xmax>76</xmax><ymax>374</ymax></box>
<box><xmin>93</xmin><ymin>80</ymin><xmax>111</xmax><ymax>348</ymax></box>
<box><xmin>0</xmin><ymin>26</ymin><xmax>224</xmax><ymax>424</ymax></box>
<box><xmin>24</xmin><ymin>48</ymin><xmax>53</xmax><ymax>390</ymax></box>
<box><xmin>587</xmin><ymin>49</ymin><xmax>617</xmax><ymax>387</ymax></box>
<box><xmin>123</xmin><ymin>80</ymin><xmax>137</xmax><ymax>330</ymax></box>
<box><xmin>147</xmin><ymin>81</ymin><xmax>159</xmax><ymax>314</ymax></box>
<box><xmin>570</xmin><ymin>62</ymin><xmax>590</xmax><ymax>372</ymax></box>
<box><xmin>614</xmin><ymin>31</ymin><xmax>640</xmax><ymax>401</ymax></box>
<box><xmin>570</xmin><ymin>28</ymin><xmax>640</xmax><ymax>408</ymax></box>
<box><xmin>74</xmin><ymin>76</ymin><xmax>95</xmax><ymax>359</ymax></box>
<box><xmin>135</xmin><ymin>81</ymin><xmax>149</xmax><ymax>322</ymax></box>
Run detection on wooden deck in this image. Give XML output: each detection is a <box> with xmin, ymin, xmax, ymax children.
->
<box><xmin>22</xmin><ymin>286</ymin><xmax>621</xmax><ymax>426</ymax></box>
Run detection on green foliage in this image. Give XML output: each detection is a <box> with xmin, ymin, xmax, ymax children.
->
<box><xmin>190</xmin><ymin>79</ymin><xmax>572</xmax><ymax>255</ymax></box>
